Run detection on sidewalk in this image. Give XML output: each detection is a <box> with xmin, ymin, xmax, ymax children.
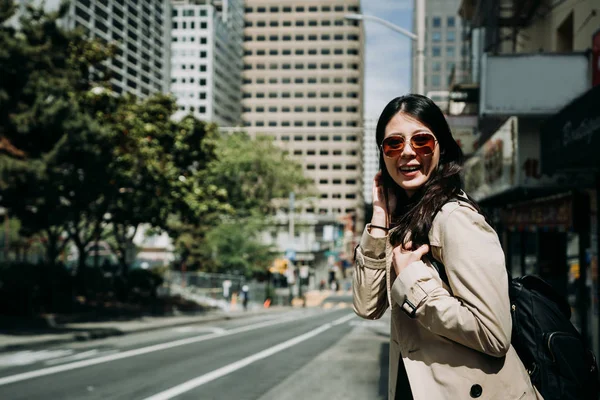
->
<box><xmin>0</xmin><ymin>290</ymin><xmax>333</xmax><ymax>353</ymax></box>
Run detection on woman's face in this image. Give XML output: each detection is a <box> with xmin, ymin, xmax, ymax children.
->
<box><xmin>382</xmin><ymin>112</ymin><xmax>440</xmax><ymax>197</ymax></box>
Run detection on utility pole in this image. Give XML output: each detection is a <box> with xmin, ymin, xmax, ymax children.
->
<box><xmin>344</xmin><ymin>2</ymin><xmax>425</xmax><ymax>95</ymax></box>
<box><xmin>288</xmin><ymin>192</ymin><xmax>295</xmax><ymax>305</ymax></box>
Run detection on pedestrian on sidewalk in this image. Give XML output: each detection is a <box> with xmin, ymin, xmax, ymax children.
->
<box><xmin>352</xmin><ymin>94</ymin><xmax>541</xmax><ymax>400</ymax></box>
<box><xmin>241</xmin><ymin>285</ymin><xmax>249</xmax><ymax>311</ymax></box>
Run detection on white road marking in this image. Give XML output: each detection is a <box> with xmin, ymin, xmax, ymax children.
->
<box><xmin>172</xmin><ymin>326</ymin><xmax>226</xmax><ymax>334</ymax></box>
<box><xmin>0</xmin><ymin>309</ymin><xmax>338</xmax><ymax>386</ymax></box>
<box><xmin>143</xmin><ymin>313</ymin><xmax>356</xmax><ymax>400</ymax></box>
<box><xmin>44</xmin><ymin>349</ymin><xmax>119</xmax><ymax>366</ymax></box>
<box><xmin>0</xmin><ymin>350</ymin><xmax>74</xmax><ymax>367</ymax></box>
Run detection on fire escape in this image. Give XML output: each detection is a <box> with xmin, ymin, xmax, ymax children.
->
<box><xmin>461</xmin><ymin>0</ymin><xmax>543</xmax><ymax>54</ymax></box>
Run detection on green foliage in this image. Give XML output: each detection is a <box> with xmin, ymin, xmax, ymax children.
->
<box><xmin>0</xmin><ymin>1</ymin><xmax>115</xmax><ymax>266</ymax></box>
<box><xmin>0</xmin><ymin>2</ymin><xmax>314</xmax><ymax>287</ymax></box>
<box><xmin>207</xmin><ymin>132</ymin><xmax>314</xmax><ymax>217</ymax></box>
<box><xmin>194</xmin><ymin>132</ymin><xmax>313</xmax><ymax>276</ymax></box>
<box><xmin>203</xmin><ymin>215</ymin><xmax>275</xmax><ymax>277</ymax></box>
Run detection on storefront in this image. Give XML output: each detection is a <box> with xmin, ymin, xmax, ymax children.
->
<box><xmin>540</xmin><ymin>84</ymin><xmax>600</xmax><ymax>358</ymax></box>
<box><xmin>463</xmin><ymin>86</ymin><xmax>600</xmax><ymax>354</ymax></box>
<box><xmin>501</xmin><ymin>192</ymin><xmax>591</xmax><ymax>338</ymax></box>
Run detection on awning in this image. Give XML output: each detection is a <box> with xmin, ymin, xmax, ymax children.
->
<box><xmin>540</xmin><ymin>85</ymin><xmax>600</xmax><ymax>175</ymax></box>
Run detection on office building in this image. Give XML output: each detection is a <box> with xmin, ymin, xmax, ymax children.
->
<box><xmin>170</xmin><ymin>0</ymin><xmax>244</xmax><ymax>125</ymax></box>
<box><xmin>241</xmin><ymin>0</ymin><xmax>365</xmax><ymax>269</ymax></box>
<box><xmin>23</xmin><ymin>0</ymin><xmax>173</xmax><ymax>97</ymax></box>
<box><xmin>411</xmin><ymin>0</ymin><xmax>467</xmax><ymax>109</ymax></box>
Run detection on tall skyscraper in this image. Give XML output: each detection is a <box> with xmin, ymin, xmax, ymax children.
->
<box><xmin>25</xmin><ymin>0</ymin><xmax>173</xmax><ymax>97</ymax></box>
<box><xmin>170</xmin><ymin>0</ymin><xmax>244</xmax><ymax>125</ymax></box>
<box><xmin>411</xmin><ymin>0</ymin><xmax>467</xmax><ymax>110</ymax></box>
<box><xmin>241</xmin><ymin>0</ymin><xmax>365</xmax><ymax>267</ymax></box>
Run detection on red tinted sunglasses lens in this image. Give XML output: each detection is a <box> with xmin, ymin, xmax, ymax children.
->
<box><xmin>411</xmin><ymin>134</ymin><xmax>436</xmax><ymax>155</ymax></box>
<box><xmin>382</xmin><ymin>137</ymin><xmax>405</xmax><ymax>157</ymax></box>
<box><xmin>382</xmin><ymin>134</ymin><xmax>436</xmax><ymax>157</ymax></box>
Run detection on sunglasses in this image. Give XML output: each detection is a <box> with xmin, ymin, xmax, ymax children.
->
<box><xmin>380</xmin><ymin>133</ymin><xmax>438</xmax><ymax>158</ymax></box>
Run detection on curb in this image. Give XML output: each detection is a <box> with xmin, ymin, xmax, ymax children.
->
<box><xmin>0</xmin><ymin>307</ymin><xmax>290</xmax><ymax>354</ymax></box>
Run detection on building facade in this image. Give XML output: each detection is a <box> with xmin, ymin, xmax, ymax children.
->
<box><xmin>457</xmin><ymin>0</ymin><xmax>600</xmax><ymax>358</ymax></box>
<box><xmin>170</xmin><ymin>0</ymin><xmax>244</xmax><ymax>125</ymax></box>
<box><xmin>362</xmin><ymin>118</ymin><xmax>378</xmax><ymax>204</ymax></box>
<box><xmin>411</xmin><ymin>0</ymin><xmax>468</xmax><ymax>110</ymax></box>
<box><xmin>240</xmin><ymin>0</ymin><xmax>365</xmax><ymax>273</ymax></box>
<box><xmin>27</xmin><ymin>0</ymin><xmax>173</xmax><ymax>97</ymax></box>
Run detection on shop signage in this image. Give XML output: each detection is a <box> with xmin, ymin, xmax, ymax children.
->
<box><xmin>502</xmin><ymin>193</ymin><xmax>589</xmax><ymax>233</ymax></box>
<box><xmin>449</xmin><ymin>86</ymin><xmax>479</xmax><ymax>103</ymax></box>
<box><xmin>541</xmin><ymin>85</ymin><xmax>600</xmax><ymax>174</ymax></box>
<box><xmin>502</xmin><ymin>195</ymin><xmax>572</xmax><ymax>230</ymax></box>
<box><xmin>462</xmin><ymin>117</ymin><xmax>517</xmax><ymax>201</ymax></box>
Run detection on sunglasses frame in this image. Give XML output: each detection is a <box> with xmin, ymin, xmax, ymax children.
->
<box><xmin>380</xmin><ymin>133</ymin><xmax>438</xmax><ymax>158</ymax></box>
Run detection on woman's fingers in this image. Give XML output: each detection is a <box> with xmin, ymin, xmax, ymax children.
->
<box><xmin>413</xmin><ymin>244</ymin><xmax>430</xmax><ymax>259</ymax></box>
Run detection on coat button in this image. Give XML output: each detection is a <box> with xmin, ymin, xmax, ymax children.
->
<box><xmin>470</xmin><ymin>384</ymin><xmax>483</xmax><ymax>398</ymax></box>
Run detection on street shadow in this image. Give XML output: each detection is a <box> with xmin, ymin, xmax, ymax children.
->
<box><xmin>379</xmin><ymin>342</ymin><xmax>390</xmax><ymax>399</ymax></box>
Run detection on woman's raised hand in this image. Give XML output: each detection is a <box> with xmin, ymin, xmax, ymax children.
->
<box><xmin>372</xmin><ymin>171</ymin><xmax>396</xmax><ymax>230</ymax></box>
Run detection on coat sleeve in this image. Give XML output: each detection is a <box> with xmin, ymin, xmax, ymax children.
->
<box><xmin>352</xmin><ymin>224</ymin><xmax>389</xmax><ymax>320</ymax></box>
<box><xmin>389</xmin><ymin>205</ymin><xmax>512</xmax><ymax>357</ymax></box>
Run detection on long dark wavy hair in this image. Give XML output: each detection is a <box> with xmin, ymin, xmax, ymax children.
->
<box><xmin>376</xmin><ymin>94</ymin><xmax>477</xmax><ymax>248</ymax></box>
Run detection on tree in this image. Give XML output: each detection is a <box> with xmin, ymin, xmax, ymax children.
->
<box><xmin>0</xmin><ymin>1</ymin><xmax>116</xmax><ymax>266</ymax></box>
<box><xmin>203</xmin><ymin>215</ymin><xmax>275</xmax><ymax>277</ymax></box>
<box><xmin>159</xmin><ymin>117</ymin><xmax>232</xmax><ymax>270</ymax></box>
<box><xmin>207</xmin><ymin>132</ymin><xmax>314</xmax><ymax>217</ymax></box>
<box><xmin>199</xmin><ymin>132</ymin><xmax>314</xmax><ymax>276</ymax></box>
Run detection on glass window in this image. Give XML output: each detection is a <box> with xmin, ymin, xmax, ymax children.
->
<box><xmin>447</xmin><ymin>31</ymin><xmax>455</xmax><ymax>42</ymax></box>
<box><xmin>447</xmin><ymin>16</ymin><xmax>456</xmax><ymax>28</ymax></box>
<box><xmin>432</xmin><ymin>47</ymin><xmax>441</xmax><ymax>57</ymax></box>
<box><xmin>431</xmin><ymin>75</ymin><xmax>441</xmax><ymax>87</ymax></box>
<box><xmin>432</xmin><ymin>61</ymin><xmax>442</xmax><ymax>72</ymax></box>
<box><xmin>432</xmin><ymin>17</ymin><xmax>441</xmax><ymax>28</ymax></box>
<box><xmin>447</xmin><ymin>46</ymin><xmax>455</xmax><ymax>57</ymax></box>
<box><xmin>432</xmin><ymin>32</ymin><xmax>441</xmax><ymax>42</ymax></box>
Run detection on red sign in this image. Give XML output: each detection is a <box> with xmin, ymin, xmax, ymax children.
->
<box><xmin>594</xmin><ymin>29</ymin><xmax>600</xmax><ymax>87</ymax></box>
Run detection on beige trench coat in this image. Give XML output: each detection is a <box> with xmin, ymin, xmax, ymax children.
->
<box><xmin>353</xmin><ymin>200</ymin><xmax>543</xmax><ymax>399</ymax></box>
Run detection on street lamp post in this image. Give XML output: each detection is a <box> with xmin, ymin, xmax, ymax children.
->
<box><xmin>345</xmin><ymin>0</ymin><xmax>426</xmax><ymax>95</ymax></box>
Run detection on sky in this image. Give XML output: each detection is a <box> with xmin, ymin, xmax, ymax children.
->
<box><xmin>361</xmin><ymin>0</ymin><xmax>414</xmax><ymax>120</ymax></box>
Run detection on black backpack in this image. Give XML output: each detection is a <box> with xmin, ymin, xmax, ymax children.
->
<box><xmin>510</xmin><ymin>275</ymin><xmax>598</xmax><ymax>399</ymax></box>
<box><xmin>431</xmin><ymin>199</ymin><xmax>599</xmax><ymax>399</ymax></box>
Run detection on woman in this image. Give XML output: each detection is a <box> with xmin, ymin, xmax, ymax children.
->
<box><xmin>353</xmin><ymin>95</ymin><xmax>541</xmax><ymax>399</ymax></box>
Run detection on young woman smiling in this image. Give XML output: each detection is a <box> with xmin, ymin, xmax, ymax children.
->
<box><xmin>353</xmin><ymin>94</ymin><xmax>542</xmax><ymax>400</ymax></box>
